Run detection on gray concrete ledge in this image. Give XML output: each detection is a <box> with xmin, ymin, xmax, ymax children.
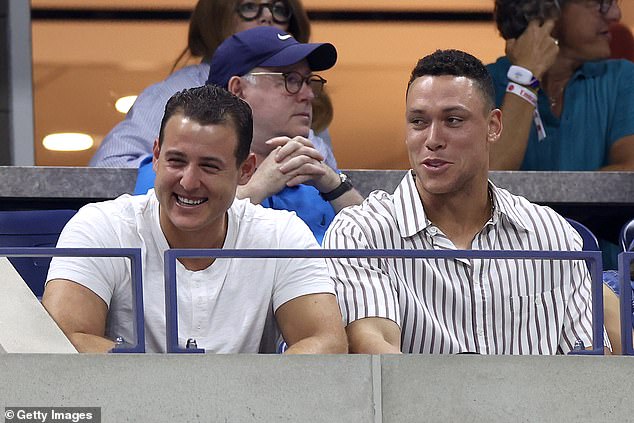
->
<box><xmin>0</xmin><ymin>354</ymin><xmax>632</xmax><ymax>422</ymax></box>
<box><xmin>2</xmin><ymin>166</ymin><xmax>634</xmax><ymax>205</ymax></box>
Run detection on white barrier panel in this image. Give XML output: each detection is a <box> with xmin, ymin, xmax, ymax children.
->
<box><xmin>0</xmin><ymin>257</ymin><xmax>76</xmax><ymax>353</ymax></box>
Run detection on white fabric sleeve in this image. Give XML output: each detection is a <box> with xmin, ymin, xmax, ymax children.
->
<box><xmin>46</xmin><ymin>204</ymin><xmax>128</xmax><ymax>306</ymax></box>
<box><xmin>271</xmin><ymin>214</ymin><xmax>335</xmax><ymax>312</ymax></box>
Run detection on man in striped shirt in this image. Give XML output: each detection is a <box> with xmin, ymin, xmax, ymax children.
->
<box><xmin>323</xmin><ymin>49</ymin><xmax>597</xmax><ymax>354</ymax></box>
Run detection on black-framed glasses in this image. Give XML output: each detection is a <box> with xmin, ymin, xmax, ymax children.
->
<box><xmin>245</xmin><ymin>71</ymin><xmax>327</xmax><ymax>96</ymax></box>
<box><xmin>236</xmin><ymin>1</ymin><xmax>292</xmax><ymax>24</ymax></box>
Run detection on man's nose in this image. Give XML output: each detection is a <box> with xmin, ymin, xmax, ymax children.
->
<box><xmin>424</xmin><ymin>121</ymin><xmax>445</xmax><ymax>151</ymax></box>
<box><xmin>180</xmin><ymin>165</ymin><xmax>201</xmax><ymax>191</ymax></box>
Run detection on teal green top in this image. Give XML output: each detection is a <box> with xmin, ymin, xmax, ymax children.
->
<box><xmin>487</xmin><ymin>57</ymin><xmax>634</xmax><ymax>170</ymax></box>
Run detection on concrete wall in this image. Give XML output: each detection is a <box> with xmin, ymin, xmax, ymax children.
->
<box><xmin>0</xmin><ymin>354</ymin><xmax>632</xmax><ymax>422</ymax></box>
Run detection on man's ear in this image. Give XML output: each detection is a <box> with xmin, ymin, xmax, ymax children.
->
<box><xmin>227</xmin><ymin>76</ymin><xmax>245</xmax><ymax>98</ymax></box>
<box><xmin>487</xmin><ymin>108</ymin><xmax>503</xmax><ymax>145</ymax></box>
<box><xmin>238</xmin><ymin>153</ymin><xmax>257</xmax><ymax>185</ymax></box>
<box><xmin>152</xmin><ymin>138</ymin><xmax>160</xmax><ymax>172</ymax></box>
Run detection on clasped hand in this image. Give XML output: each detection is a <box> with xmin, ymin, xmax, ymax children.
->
<box><xmin>245</xmin><ymin>136</ymin><xmax>340</xmax><ymax>202</ymax></box>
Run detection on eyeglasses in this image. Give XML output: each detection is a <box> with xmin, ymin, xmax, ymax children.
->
<box><xmin>568</xmin><ymin>0</ymin><xmax>620</xmax><ymax>14</ymax></box>
<box><xmin>595</xmin><ymin>0</ymin><xmax>620</xmax><ymax>14</ymax></box>
<box><xmin>236</xmin><ymin>1</ymin><xmax>292</xmax><ymax>24</ymax></box>
<box><xmin>245</xmin><ymin>71</ymin><xmax>327</xmax><ymax>96</ymax></box>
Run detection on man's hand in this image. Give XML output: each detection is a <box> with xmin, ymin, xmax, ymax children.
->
<box><xmin>237</xmin><ymin>136</ymin><xmax>337</xmax><ymax>204</ymax></box>
<box><xmin>506</xmin><ymin>19</ymin><xmax>559</xmax><ymax>79</ymax></box>
<box><xmin>268</xmin><ymin>136</ymin><xmax>340</xmax><ymax>193</ymax></box>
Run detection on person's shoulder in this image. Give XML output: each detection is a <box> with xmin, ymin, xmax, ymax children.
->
<box><xmin>494</xmin><ymin>186</ymin><xmax>577</xmax><ymax>244</ymax></box>
<box><xmin>74</xmin><ymin>193</ymin><xmax>152</xmax><ymax>228</ymax></box>
<box><xmin>582</xmin><ymin>58</ymin><xmax>634</xmax><ymax>79</ymax></box>
<box><xmin>136</xmin><ymin>64</ymin><xmax>207</xmax><ymax>102</ymax></box>
<box><xmin>485</xmin><ymin>56</ymin><xmax>511</xmax><ymax>73</ymax></box>
<box><xmin>336</xmin><ymin>189</ymin><xmax>397</xmax><ymax>226</ymax></box>
<box><xmin>229</xmin><ymin>198</ymin><xmax>313</xmax><ymax>239</ymax></box>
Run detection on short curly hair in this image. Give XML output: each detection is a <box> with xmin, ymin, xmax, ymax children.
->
<box><xmin>494</xmin><ymin>0</ymin><xmax>562</xmax><ymax>40</ymax></box>
<box><xmin>407</xmin><ymin>49</ymin><xmax>495</xmax><ymax>112</ymax></box>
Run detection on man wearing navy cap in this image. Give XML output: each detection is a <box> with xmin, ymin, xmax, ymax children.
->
<box><xmin>134</xmin><ymin>26</ymin><xmax>363</xmax><ymax>243</ymax></box>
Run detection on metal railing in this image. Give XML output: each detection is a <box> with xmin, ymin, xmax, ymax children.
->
<box><xmin>0</xmin><ymin>247</ymin><xmax>145</xmax><ymax>353</ymax></box>
<box><xmin>164</xmin><ymin>248</ymin><xmax>605</xmax><ymax>355</ymax></box>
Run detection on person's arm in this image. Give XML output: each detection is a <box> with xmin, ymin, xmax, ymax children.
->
<box><xmin>42</xmin><ymin>279</ymin><xmax>114</xmax><ymax>353</ymax></box>
<box><xmin>345</xmin><ymin>317</ymin><xmax>401</xmax><ymax>354</ymax></box>
<box><xmin>603</xmin><ymin>283</ymin><xmax>624</xmax><ymax>354</ymax></box>
<box><xmin>490</xmin><ymin>20</ymin><xmax>559</xmax><ymax>170</ymax></box>
<box><xmin>601</xmin><ymin>135</ymin><xmax>634</xmax><ymax>171</ymax></box>
<box><xmin>275</xmin><ymin>293</ymin><xmax>347</xmax><ymax>354</ymax></box>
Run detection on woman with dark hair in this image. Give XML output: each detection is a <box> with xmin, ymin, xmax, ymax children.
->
<box><xmin>90</xmin><ymin>0</ymin><xmax>336</xmax><ymax>170</ymax></box>
<box><xmin>487</xmin><ymin>0</ymin><xmax>634</xmax><ymax>171</ymax></box>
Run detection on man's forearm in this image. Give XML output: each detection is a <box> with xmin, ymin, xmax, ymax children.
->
<box><xmin>284</xmin><ymin>334</ymin><xmax>348</xmax><ymax>354</ymax></box>
<box><xmin>489</xmin><ymin>94</ymin><xmax>535</xmax><ymax>170</ymax></box>
<box><xmin>68</xmin><ymin>332</ymin><xmax>116</xmax><ymax>353</ymax></box>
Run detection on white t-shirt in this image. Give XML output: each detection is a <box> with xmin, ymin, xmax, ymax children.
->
<box><xmin>47</xmin><ymin>191</ymin><xmax>334</xmax><ymax>353</ymax></box>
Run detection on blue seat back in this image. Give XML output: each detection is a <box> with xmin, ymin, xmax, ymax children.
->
<box><xmin>565</xmin><ymin>218</ymin><xmax>600</xmax><ymax>251</ymax></box>
<box><xmin>619</xmin><ymin>218</ymin><xmax>634</xmax><ymax>252</ymax></box>
<box><xmin>0</xmin><ymin>210</ymin><xmax>77</xmax><ymax>297</ymax></box>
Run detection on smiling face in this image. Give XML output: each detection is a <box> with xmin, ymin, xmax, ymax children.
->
<box><xmin>405</xmin><ymin>75</ymin><xmax>502</xmax><ymax>201</ymax></box>
<box><xmin>152</xmin><ymin>113</ymin><xmax>254</xmax><ymax>247</ymax></box>
<box><xmin>557</xmin><ymin>0</ymin><xmax>621</xmax><ymax>61</ymax></box>
<box><xmin>238</xmin><ymin>60</ymin><xmax>315</xmax><ymax>156</ymax></box>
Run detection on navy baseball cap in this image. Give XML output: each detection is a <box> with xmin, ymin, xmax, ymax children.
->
<box><xmin>207</xmin><ymin>26</ymin><xmax>337</xmax><ymax>89</ymax></box>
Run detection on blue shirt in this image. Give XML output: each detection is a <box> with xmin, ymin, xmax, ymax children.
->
<box><xmin>487</xmin><ymin>57</ymin><xmax>634</xmax><ymax>170</ymax></box>
<box><xmin>90</xmin><ymin>61</ymin><xmax>337</xmax><ymax>170</ymax></box>
<box><xmin>133</xmin><ymin>157</ymin><xmax>335</xmax><ymax>243</ymax></box>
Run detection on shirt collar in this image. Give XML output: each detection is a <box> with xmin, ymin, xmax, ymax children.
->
<box><xmin>488</xmin><ymin>181</ymin><xmax>533</xmax><ymax>233</ymax></box>
<box><xmin>574</xmin><ymin>60</ymin><xmax>607</xmax><ymax>79</ymax></box>
<box><xmin>394</xmin><ymin>171</ymin><xmax>432</xmax><ymax>238</ymax></box>
<box><xmin>393</xmin><ymin>173</ymin><xmax>532</xmax><ymax>238</ymax></box>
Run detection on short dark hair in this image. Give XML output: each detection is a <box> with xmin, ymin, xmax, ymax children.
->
<box><xmin>158</xmin><ymin>85</ymin><xmax>253</xmax><ymax>165</ymax></box>
<box><xmin>407</xmin><ymin>49</ymin><xmax>495</xmax><ymax>112</ymax></box>
<box><xmin>494</xmin><ymin>0</ymin><xmax>562</xmax><ymax>40</ymax></box>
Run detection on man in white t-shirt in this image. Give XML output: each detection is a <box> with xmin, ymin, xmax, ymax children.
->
<box><xmin>43</xmin><ymin>85</ymin><xmax>347</xmax><ymax>354</ymax></box>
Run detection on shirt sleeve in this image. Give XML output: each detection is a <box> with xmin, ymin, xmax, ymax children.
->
<box><xmin>309</xmin><ymin>129</ymin><xmax>338</xmax><ymax>171</ymax></box>
<box><xmin>322</xmin><ymin>211</ymin><xmax>400</xmax><ymax>327</ymax></box>
<box><xmin>271</xmin><ymin>214</ymin><xmax>335</xmax><ymax>312</ymax></box>
<box><xmin>46</xmin><ymin>204</ymin><xmax>128</xmax><ymax>306</ymax></box>
<box><xmin>557</xmin><ymin>225</ymin><xmax>598</xmax><ymax>354</ymax></box>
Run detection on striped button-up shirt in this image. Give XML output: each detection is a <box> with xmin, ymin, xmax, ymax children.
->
<box><xmin>323</xmin><ymin>172</ymin><xmax>594</xmax><ymax>354</ymax></box>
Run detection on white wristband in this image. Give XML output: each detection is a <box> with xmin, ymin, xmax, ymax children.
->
<box><xmin>506</xmin><ymin>82</ymin><xmax>537</xmax><ymax>108</ymax></box>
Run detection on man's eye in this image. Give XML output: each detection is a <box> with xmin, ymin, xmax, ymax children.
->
<box><xmin>285</xmin><ymin>73</ymin><xmax>303</xmax><ymax>85</ymax></box>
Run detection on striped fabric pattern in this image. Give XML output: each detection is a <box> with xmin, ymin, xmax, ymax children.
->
<box><xmin>323</xmin><ymin>171</ymin><xmax>594</xmax><ymax>354</ymax></box>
